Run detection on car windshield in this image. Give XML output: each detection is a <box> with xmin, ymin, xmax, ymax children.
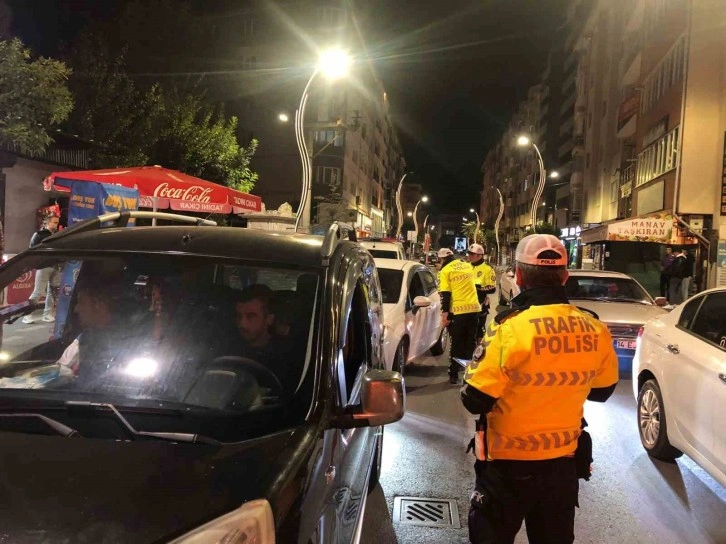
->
<box><xmin>565</xmin><ymin>275</ymin><xmax>652</xmax><ymax>304</ymax></box>
<box><xmin>0</xmin><ymin>253</ymin><xmax>319</xmax><ymax>441</ymax></box>
<box><xmin>377</xmin><ymin>269</ymin><xmax>403</xmax><ymax>304</ymax></box>
<box><xmin>368</xmin><ymin>249</ymin><xmax>399</xmax><ymax>259</ymax></box>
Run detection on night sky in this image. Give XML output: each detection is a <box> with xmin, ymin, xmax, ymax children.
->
<box><xmin>7</xmin><ymin>0</ymin><xmax>567</xmax><ymax>216</ymax></box>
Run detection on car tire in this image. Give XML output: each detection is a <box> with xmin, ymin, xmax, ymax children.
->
<box><xmin>393</xmin><ymin>339</ymin><xmax>408</xmax><ymax>375</ymax></box>
<box><xmin>429</xmin><ymin>328</ymin><xmax>448</xmax><ymax>356</ymax></box>
<box><xmin>368</xmin><ymin>427</ymin><xmax>384</xmax><ymax>495</ymax></box>
<box><xmin>637</xmin><ymin>379</ymin><xmax>683</xmax><ymax>461</ymax></box>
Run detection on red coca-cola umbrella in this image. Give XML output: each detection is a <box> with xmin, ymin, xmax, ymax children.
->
<box><xmin>43</xmin><ymin>165</ymin><xmax>262</xmax><ymax>214</ymax></box>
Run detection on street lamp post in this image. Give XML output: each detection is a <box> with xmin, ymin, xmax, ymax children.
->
<box><xmin>517</xmin><ymin>136</ymin><xmax>546</xmax><ymax>229</ymax></box>
<box><xmin>411</xmin><ymin>196</ymin><xmax>428</xmax><ymax>259</ymax></box>
<box><xmin>294</xmin><ymin>49</ymin><xmax>351</xmax><ymax>233</ymax></box>
<box><xmin>469</xmin><ymin>208</ymin><xmax>480</xmax><ymax>245</ymax></box>
<box><xmin>395</xmin><ymin>172</ymin><xmax>412</xmax><ymax>240</ymax></box>
<box><xmin>493</xmin><ymin>186</ymin><xmax>504</xmax><ymax>266</ymax></box>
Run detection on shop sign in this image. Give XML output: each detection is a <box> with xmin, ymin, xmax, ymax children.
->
<box><xmin>717</xmin><ymin>240</ymin><xmax>726</xmax><ymax>288</ymax></box>
<box><xmin>606</xmin><ymin>212</ymin><xmax>673</xmax><ymax>242</ymax></box>
<box><xmin>6</xmin><ymin>270</ymin><xmax>36</xmax><ymax>305</ymax></box>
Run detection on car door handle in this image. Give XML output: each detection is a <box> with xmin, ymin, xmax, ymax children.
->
<box><xmin>667</xmin><ymin>344</ymin><xmax>680</xmax><ymax>354</ymax></box>
<box><xmin>719</xmin><ymin>373</ymin><xmax>726</xmax><ymax>384</ymax></box>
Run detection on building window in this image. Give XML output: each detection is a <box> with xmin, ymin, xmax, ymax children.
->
<box><xmin>635</xmin><ymin>125</ymin><xmax>679</xmax><ymax>187</ymax></box>
<box><xmin>243</xmin><ymin>18</ymin><xmax>256</xmax><ymax>37</ymax></box>
<box><xmin>313</xmin><ymin>129</ymin><xmax>342</xmax><ymax>147</ymax></box>
<box><xmin>640</xmin><ymin>35</ymin><xmax>686</xmax><ymax>114</ymax></box>
<box><xmin>242</xmin><ymin>57</ymin><xmax>257</xmax><ymax>71</ymax></box>
<box><xmin>315</xmin><ymin>166</ymin><xmax>341</xmax><ymax>188</ymax></box>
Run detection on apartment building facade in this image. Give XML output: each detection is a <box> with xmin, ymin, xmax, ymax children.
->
<box><xmin>208</xmin><ymin>0</ymin><xmax>406</xmax><ymax>237</ymax></box>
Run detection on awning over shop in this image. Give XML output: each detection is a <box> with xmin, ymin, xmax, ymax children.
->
<box><xmin>580</xmin><ymin>211</ymin><xmax>681</xmax><ymax>245</ymax></box>
<box><xmin>43</xmin><ymin>165</ymin><xmax>262</xmax><ymax>214</ymax></box>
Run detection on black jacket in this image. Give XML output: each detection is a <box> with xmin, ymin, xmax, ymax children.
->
<box><xmin>29</xmin><ymin>228</ymin><xmax>54</xmax><ymax>248</ymax></box>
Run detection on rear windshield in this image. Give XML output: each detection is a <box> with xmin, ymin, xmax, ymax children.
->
<box><xmin>0</xmin><ymin>253</ymin><xmax>320</xmax><ymax>441</ymax></box>
<box><xmin>368</xmin><ymin>249</ymin><xmax>399</xmax><ymax>259</ymax></box>
<box><xmin>377</xmin><ymin>269</ymin><xmax>403</xmax><ymax>303</ymax></box>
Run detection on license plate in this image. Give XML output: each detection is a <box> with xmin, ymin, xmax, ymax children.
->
<box><xmin>616</xmin><ymin>340</ymin><xmax>637</xmax><ymax>350</ymax></box>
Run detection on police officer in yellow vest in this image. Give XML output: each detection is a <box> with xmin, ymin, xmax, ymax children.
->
<box><xmin>466</xmin><ymin>243</ymin><xmax>497</xmax><ymax>343</ymax></box>
<box><xmin>438</xmin><ymin>247</ymin><xmax>480</xmax><ymax>384</ymax></box>
<box><xmin>460</xmin><ymin>234</ymin><xmax>618</xmax><ymax>544</ymax></box>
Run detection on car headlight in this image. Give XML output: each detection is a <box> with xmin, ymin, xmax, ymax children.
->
<box><xmin>170</xmin><ymin>499</ymin><xmax>275</xmax><ymax>544</ymax></box>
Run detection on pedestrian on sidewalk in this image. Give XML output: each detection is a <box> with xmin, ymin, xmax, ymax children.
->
<box><xmin>461</xmin><ymin>234</ymin><xmax>619</xmax><ymax>544</ymax></box>
<box><xmin>668</xmin><ymin>248</ymin><xmax>688</xmax><ymax>305</ymax></box>
<box><xmin>438</xmin><ymin>247</ymin><xmax>479</xmax><ymax>385</ymax></box>
<box><xmin>681</xmin><ymin>248</ymin><xmax>695</xmax><ymax>301</ymax></box>
<box><xmin>659</xmin><ymin>246</ymin><xmax>674</xmax><ymax>300</ymax></box>
<box><xmin>22</xmin><ymin>212</ymin><xmax>60</xmax><ymax>324</ymax></box>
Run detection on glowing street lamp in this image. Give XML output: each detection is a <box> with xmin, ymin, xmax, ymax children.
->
<box><xmin>294</xmin><ymin>49</ymin><xmax>351</xmax><ymax>232</ymax></box>
<box><xmin>278</xmin><ymin>113</ymin><xmax>289</xmax><ymax>123</ymax></box>
<box><xmin>517</xmin><ymin>135</ymin><xmax>546</xmax><ymax>227</ymax></box>
<box><xmin>395</xmin><ymin>172</ymin><xmax>413</xmax><ymax>239</ymax></box>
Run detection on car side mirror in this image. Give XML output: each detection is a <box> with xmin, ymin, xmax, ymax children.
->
<box><xmin>654</xmin><ymin>296</ymin><xmax>668</xmax><ymax>307</ymax></box>
<box><xmin>332</xmin><ymin>369</ymin><xmax>405</xmax><ymax>429</ymax></box>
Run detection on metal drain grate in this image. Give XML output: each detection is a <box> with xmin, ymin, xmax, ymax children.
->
<box><xmin>392</xmin><ymin>497</ymin><xmax>460</xmax><ymax>528</ymax></box>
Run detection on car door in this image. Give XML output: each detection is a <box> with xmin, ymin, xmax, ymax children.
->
<box><xmin>326</xmin><ymin>250</ymin><xmax>381</xmax><ymax>543</ymax></box>
<box><xmin>684</xmin><ymin>292</ymin><xmax>726</xmax><ymax>477</ymax></box>
<box><xmin>406</xmin><ymin>268</ymin><xmax>429</xmax><ymax>359</ymax></box>
<box><xmin>419</xmin><ymin>268</ymin><xmax>441</xmax><ymax>349</ymax></box>
<box><xmin>661</xmin><ymin>294</ymin><xmax>715</xmax><ymax>460</ymax></box>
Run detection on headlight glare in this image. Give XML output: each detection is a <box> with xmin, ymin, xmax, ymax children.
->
<box><xmin>170</xmin><ymin>499</ymin><xmax>275</xmax><ymax>544</ymax></box>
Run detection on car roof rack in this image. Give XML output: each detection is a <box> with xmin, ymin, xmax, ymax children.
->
<box><xmin>321</xmin><ymin>222</ymin><xmax>357</xmax><ymax>262</ymax></box>
<box><xmin>42</xmin><ymin>211</ymin><xmax>217</xmax><ymax>244</ymax></box>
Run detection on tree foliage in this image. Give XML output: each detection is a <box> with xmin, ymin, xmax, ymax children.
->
<box><xmin>64</xmin><ymin>30</ymin><xmax>258</xmax><ymax>190</ymax></box>
<box><xmin>534</xmin><ymin>222</ymin><xmax>558</xmax><ymax>235</ymax></box>
<box><xmin>0</xmin><ymin>38</ymin><xmax>73</xmax><ymax>154</ymax></box>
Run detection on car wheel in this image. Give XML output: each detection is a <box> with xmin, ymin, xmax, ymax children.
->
<box><xmin>393</xmin><ymin>339</ymin><xmax>408</xmax><ymax>375</ymax></box>
<box><xmin>429</xmin><ymin>328</ymin><xmax>448</xmax><ymax>356</ymax></box>
<box><xmin>637</xmin><ymin>379</ymin><xmax>683</xmax><ymax>461</ymax></box>
<box><xmin>368</xmin><ymin>427</ymin><xmax>384</xmax><ymax>494</ymax></box>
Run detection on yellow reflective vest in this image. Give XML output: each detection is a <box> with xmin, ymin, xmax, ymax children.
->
<box><xmin>470</xmin><ymin>261</ymin><xmax>496</xmax><ymax>291</ymax></box>
<box><xmin>464</xmin><ymin>304</ymin><xmax>618</xmax><ymax>461</ymax></box>
<box><xmin>439</xmin><ymin>259</ymin><xmax>480</xmax><ymax>315</ymax></box>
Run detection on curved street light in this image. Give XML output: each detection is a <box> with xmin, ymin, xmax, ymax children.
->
<box><xmin>294</xmin><ymin>49</ymin><xmax>351</xmax><ymax>233</ymax></box>
<box><xmin>517</xmin><ymin>135</ymin><xmax>546</xmax><ymax>228</ymax></box>
<box><xmin>493</xmin><ymin>186</ymin><xmax>504</xmax><ymax>266</ymax></box>
<box><xmin>395</xmin><ymin>172</ymin><xmax>412</xmax><ymax>240</ymax></box>
<box><xmin>469</xmin><ymin>208</ymin><xmax>481</xmax><ymax>244</ymax></box>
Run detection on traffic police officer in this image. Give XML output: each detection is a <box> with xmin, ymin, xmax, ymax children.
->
<box><xmin>438</xmin><ymin>247</ymin><xmax>480</xmax><ymax>384</ymax></box>
<box><xmin>466</xmin><ymin>243</ymin><xmax>496</xmax><ymax>342</ymax></box>
<box><xmin>460</xmin><ymin>234</ymin><xmax>619</xmax><ymax>544</ymax></box>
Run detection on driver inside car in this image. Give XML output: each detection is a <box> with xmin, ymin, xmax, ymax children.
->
<box><xmin>226</xmin><ymin>284</ymin><xmax>294</xmax><ymax>391</ymax></box>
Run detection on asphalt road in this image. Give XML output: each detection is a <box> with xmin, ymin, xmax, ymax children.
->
<box><xmin>363</xmin><ymin>353</ymin><xmax>726</xmax><ymax>544</ymax></box>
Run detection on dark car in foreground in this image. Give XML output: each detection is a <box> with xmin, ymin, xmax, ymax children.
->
<box><xmin>0</xmin><ymin>212</ymin><xmax>404</xmax><ymax>543</ymax></box>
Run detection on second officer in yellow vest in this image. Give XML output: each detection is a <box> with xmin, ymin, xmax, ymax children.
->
<box><xmin>437</xmin><ymin>247</ymin><xmax>480</xmax><ymax>384</ymax></box>
<box><xmin>466</xmin><ymin>243</ymin><xmax>496</xmax><ymax>343</ymax></box>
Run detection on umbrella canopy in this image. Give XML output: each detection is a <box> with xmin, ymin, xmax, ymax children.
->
<box><xmin>44</xmin><ymin>165</ymin><xmax>262</xmax><ymax>214</ymax></box>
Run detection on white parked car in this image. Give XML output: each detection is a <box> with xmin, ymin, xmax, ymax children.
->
<box><xmin>360</xmin><ymin>239</ymin><xmax>406</xmax><ymax>260</ymax></box>
<box><xmin>375</xmin><ymin>259</ymin><xmax>447</xmax><ymax>373</ymax></box>
<box><xmin>564</xmin><ymin>270</ymin><xmax>668</xmax><ymax>375</ymax></box>
<box><xmin>498</xmin><ymin>265</ymin><xmax>520</xmax><ymax>306</ymax></box>
<box><xmin>632</xmin><ymin>287</ymin><xmax>726</xmax><ymax>489</ymax></box>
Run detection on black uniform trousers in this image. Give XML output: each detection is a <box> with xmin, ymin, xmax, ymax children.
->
<box><xmin>448</xmin><ymin>312</ymin><xmax>478</xmax><ymax>377</ymax></box>
<box><xmin>469</xmin><ymin>457</ymin><xmax>578</xmax><ymax>544</ymax></box>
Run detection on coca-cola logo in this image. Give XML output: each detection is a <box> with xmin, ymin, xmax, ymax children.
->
<box><xmin>153</xmin><ymin>183</ymin><xmax>213</xmax><ymax>203</ymax></box>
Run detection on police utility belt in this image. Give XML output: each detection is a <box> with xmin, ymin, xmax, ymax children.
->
<box><xmin>467</xmin><ymin>417</ymin><xmax>593</xmax><ymax>481</ymax></box>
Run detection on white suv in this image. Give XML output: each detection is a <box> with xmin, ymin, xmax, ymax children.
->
<box><xmin>360</xmin><ymin>239</ymin><xmax>406</xmax><ymax>260</ymax></box>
